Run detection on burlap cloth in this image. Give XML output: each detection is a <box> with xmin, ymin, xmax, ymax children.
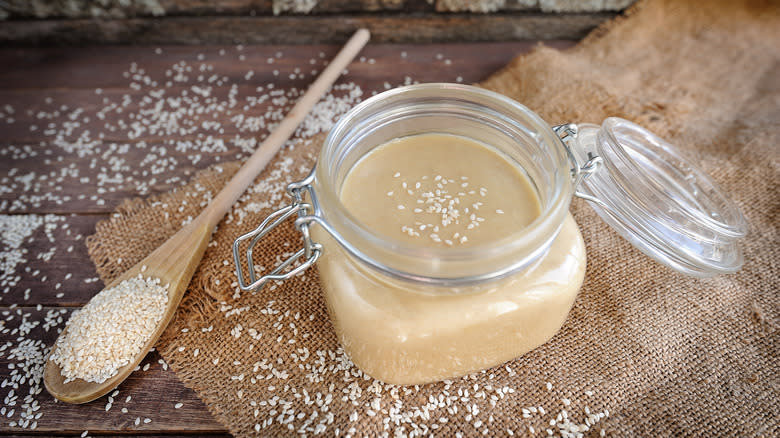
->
<box><xmin>86</xmin><ymin>0</ymin><xmax>779</xmax><ymax>436</ymax></box>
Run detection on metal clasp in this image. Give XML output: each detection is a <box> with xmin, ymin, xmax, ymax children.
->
<box><xmin>553</xmin><ymin>123</ymin><xmax>606</xmax><ymax>206</ymax></box>
<box><xmin>232</xmin><ymin>175</ymin><xmax>321</xmax><ymax>292</ymax></box>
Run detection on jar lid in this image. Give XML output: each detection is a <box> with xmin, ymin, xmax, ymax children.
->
<box><xmin>567</xmin><ymin>117</ymin><xmax>747</xmax><ymax>277</ymax></box>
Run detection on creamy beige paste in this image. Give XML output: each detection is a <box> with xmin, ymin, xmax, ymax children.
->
<box><xmin>314</xmin><ymin>133</ymin><xmax>586</xmax><ymax>385</ymax></box>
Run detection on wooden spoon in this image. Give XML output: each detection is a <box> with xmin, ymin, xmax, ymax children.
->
<box><xmin>44</xmin><ymin>29</ymin><xmax>371</xmax><ymax>404</ymax></box>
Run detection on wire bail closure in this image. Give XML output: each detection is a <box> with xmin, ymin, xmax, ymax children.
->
<box><xmin>232</xmin><ymin>174</ymin><xmax>322</xmax><ymax>292</ymax></box>
<box><xmin>553</xmin><ymin>123</ymin><xmax>605</xmax><ymax>203</ymax></box>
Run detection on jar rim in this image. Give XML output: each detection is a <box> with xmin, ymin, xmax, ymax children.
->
<box><xmin>311</xmin><ymin>83</ymin><xmax>574</xmax><ymax>286</ymax></box>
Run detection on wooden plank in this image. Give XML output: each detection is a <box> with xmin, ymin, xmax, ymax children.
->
<box><xmin>437</xmin><ymin>0</ymin><xmax>635</xmax><ymax>12</ymax></box>
<box><xmin>0</xmin><ymin>41</ymin><xmax>558</xmax><ymax>90</ymax></box>
<box><xmin>0</xmin><ymin>306</ymin><xmax>224</xmax><ymax>433</ymax></box>
<box><xmin>161</xmin><ymin>0</ymin><xmax>275</xmax><ymax>16</ymax></box>
<box><xmin>0</xmin><ymin>136</ymin><xmax>238</xmax><ymax>214</ymax></box>
<box><xmin>0</xmin><ymin>13</ymin><xmax>611</xmax><ymax>46</ymax></box>
<box><xmin>2</xmin><ymin>0</ymin><xmax>422</xmax><ymax>19</ymax></box>
<box><xmin>2</xmin><ymin>435</ymin><xmax>232</xmax><ymax>437</ymax></box>
<box><xmin>0</xmin><ymin>42</ymin><xmax>547</xmax><ymax>127</ymax></box>
<box><xmin>0</xmin><ymin>215</ymin><xmax>103</xmax><ymax>306</ymax></box>
<box><xmin>1</xmin><ymin>0</ymin><xmax>633</xmax><ymax>19</ymax></box>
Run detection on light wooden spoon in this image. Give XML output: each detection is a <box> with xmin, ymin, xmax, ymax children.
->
<box><xmin>44</xmin><ymin>28</ymin><xmax>370</xmax><ymax>404</ymax></box>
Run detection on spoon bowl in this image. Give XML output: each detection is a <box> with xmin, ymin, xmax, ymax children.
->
<box><xmin>44</xmin><ymin>216</ymin><xmax>212</xmax><ymax>403</ymax></box>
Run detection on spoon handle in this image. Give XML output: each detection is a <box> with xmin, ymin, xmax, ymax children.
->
<box><xmin>202</xmin><ymin>28</ymin><xmax>371</xmax><ymax>231</ymax></box>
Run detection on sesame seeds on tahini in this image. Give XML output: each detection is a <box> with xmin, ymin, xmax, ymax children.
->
<box><xmin>390</xmin><ymin>172</ymin><xmax>490</xmax><ymax>246</ymax></box>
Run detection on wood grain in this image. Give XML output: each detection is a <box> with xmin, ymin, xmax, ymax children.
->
<box><xmin>0</xmin><ymin>42</ymin><xmax>570</xmax><ymax>90</ymax></box>
<box><xmin>0</xmin><ymin>14</ymin><xmax>609</xmax><ymax>46</ymax></box>
<box><xmin>2</xmin><ymin>0</ymin><xmax>633</xmax><ymax>19</ymax></box>
<box><xmin>1</xmin><ymin>215</ymin><xmax>104</xmax><ymax>306</ymax></box>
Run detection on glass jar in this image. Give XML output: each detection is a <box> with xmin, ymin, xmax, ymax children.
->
<box><xmin>233</xmin><ymin>84</ymin><xmax>746</xmax><ymax>385</ymax></box>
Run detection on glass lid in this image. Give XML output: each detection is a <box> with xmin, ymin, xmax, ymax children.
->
<box><xmin>567</xmin><ymin>117</ymin><xmax>747</xmax><ymax>277</ymax></box>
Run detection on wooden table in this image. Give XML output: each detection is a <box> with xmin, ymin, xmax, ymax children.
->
<box><xmin>0</xmin><ymin>39</ymin><xmax>573</xmax><ymax>437</ymax></box>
